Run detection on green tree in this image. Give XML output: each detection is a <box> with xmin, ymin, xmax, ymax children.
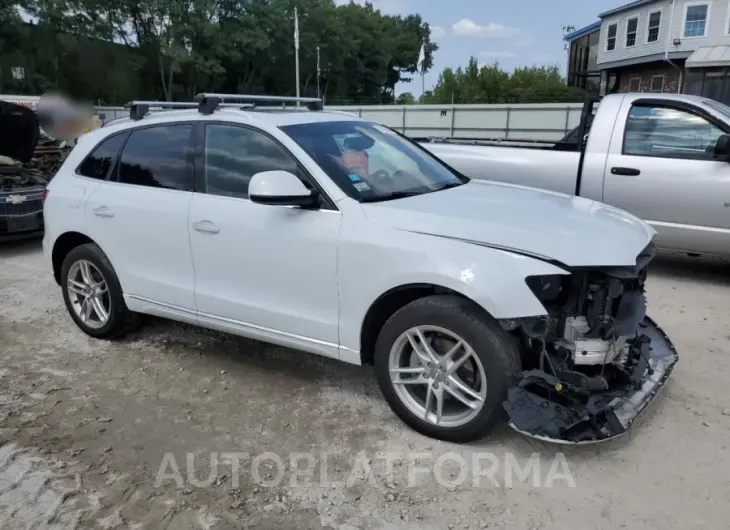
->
<box><xmin>426</xmin><ymin>58</ymin><xmax>588</xmax><ymax>104</ymax></box>
<box><xmin>9</xmin><ymin>0</ymin><xmax>439</xmax><ymax>104</ymax></box>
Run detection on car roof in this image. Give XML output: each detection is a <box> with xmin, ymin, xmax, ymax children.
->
<box><xmin>101</xmin><ymin>107</ymin><xmax>363</xmax><ymax>131</ymax></box>
<box><xmin>75</xmin><ymin>107</ymin><xmax>368</xmax><ymax>155</ymax></box>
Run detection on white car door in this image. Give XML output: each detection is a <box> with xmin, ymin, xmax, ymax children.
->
<box><xmin>188</xmin><ymin>123</ymin><xmax>341</xmax><ymax>355</ymax></box>
<box><xmin>83</xmin><ymin>123</ymin><xmax>197</xmax><ymax>310</ymax></box>
<box><xmin>603</xmin><ymin>100</ymin><xmax>730</xmax><ymax>254</ymax></box>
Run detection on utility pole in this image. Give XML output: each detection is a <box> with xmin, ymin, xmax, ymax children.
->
<box><xmin>417</xmin><ymin>41</ymin><xmax>426</xmax><ymax>104</ymax></box>
<box><xmin>316</xmin><ymin>46</ymin><xmax>321</xmax><ymax>99</ymax></box>
<box><xmin>294</xmin><ymin>7</ymin><xmax>300</xmax><ymax>105</ymax></box>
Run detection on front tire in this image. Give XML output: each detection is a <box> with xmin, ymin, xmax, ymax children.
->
<box><xmin>60</xmin><ymin>243</ymin><xmax>139</xmax><ymax>339</ymax></box>
<box><xmin>374</xmin><ymin>295</ymin><xmax>521</xmax><ymax>443</ymax></box>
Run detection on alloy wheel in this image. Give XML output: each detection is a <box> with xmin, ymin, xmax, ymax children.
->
<box><xmin>66</xmin><ymin>259</ymin><xmax>111</xmax><ymax>329</ymax></box>
<box><xmin>388</xmin><ymin>325</ymin><xmax>487</xmax><ymax>428</ymax></box>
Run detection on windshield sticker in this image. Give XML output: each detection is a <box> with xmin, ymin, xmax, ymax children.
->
<box><xmin>353</xmin><ymin>181</ymin><xmax>372</xmax><ymax>192</ymax></box>
<box><xmin>348</xmin><ymin>174</ymin><xmax>362</xmax><ymax>182</ymax></box>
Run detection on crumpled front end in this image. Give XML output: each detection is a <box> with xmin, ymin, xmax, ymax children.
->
<box><xmin>500</xmin><ymin>241</ymin><xmax>679</xmax><ymax>444</ymax></box>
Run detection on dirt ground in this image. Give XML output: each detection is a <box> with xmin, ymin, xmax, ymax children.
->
<box><xmin>1</xmin><ymin>239</ymin><xmax>729</xmax><ymax>530</ymax></box>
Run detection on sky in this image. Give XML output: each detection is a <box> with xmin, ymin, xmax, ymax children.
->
<box><xmin>336</xmin><ymin>0</ymin><xmax>623</xmax><ymax>95</ymax></box>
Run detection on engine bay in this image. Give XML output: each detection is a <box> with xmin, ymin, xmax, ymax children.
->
<box><xmin>502</xmin><ymin>243</ymin><xmax>679</xmax><ymax>443</ymax></box>
<box><xmin>0</xmin><ymin>164</ymin><xmax>53</xmax><ymax>191</ymax></box>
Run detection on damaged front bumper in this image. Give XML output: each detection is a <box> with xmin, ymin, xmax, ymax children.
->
<box><xmin>503</xmin><ymin>316</ymin><xmax>678</xmax><ymax>444</ymax></box>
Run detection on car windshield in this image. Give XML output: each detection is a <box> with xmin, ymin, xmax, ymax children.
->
<box><xmin>279</xmin><ymin>120</ymin><xmax>465</xmax><ymax>202</ymax></box>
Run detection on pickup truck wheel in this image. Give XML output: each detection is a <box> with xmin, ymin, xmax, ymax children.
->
<box><xmin>374</xmin><ymin>294</ymin><xmax>521</xmax><ymax>443</ymax></box>
<box><xmin>60</xmin><ymin>243</ymin><xmax>140</xmax><ymax>339</ymax></box>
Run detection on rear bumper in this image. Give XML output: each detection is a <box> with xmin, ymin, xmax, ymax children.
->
<box><xmin>503</xmin><ymin>316</ymin><xmax>678</xmax><ymax>444</ymax></box>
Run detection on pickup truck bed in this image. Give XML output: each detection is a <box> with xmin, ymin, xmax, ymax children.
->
<box><xmin>420</xmin><ymin>93</ymin><xmax>730</xmax><ymax>257</ymax></box>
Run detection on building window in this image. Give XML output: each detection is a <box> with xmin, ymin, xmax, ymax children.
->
<box><xmin>647</xmin><ymin>11</ymin><xmax>662</xmax><ymax>42</ymax></box>
<box><xmin>626</xmin><ymin>17</ymin><xmax>639</xmax><ymax>47</ymax></box>
<box><xmin>607</xmin><ymin>23</ymin><xmax>618</xmax><ymax>51</ymax></box>
<box><xmin>703</xmin><ymin>71</ymin><xmax>726</xmax><ymax>101</ymax></box>
<box><xmin>683</xmin><ymin>68</ymin><xmax>730</xmax><ymax>105</ymax></box>
<box><xmin>566</xmin><ymin>31</ymin><xmax>601</xmax><ymax>93</ymax></box>
<box><xmin>651</xmin><ymin>75</ymin><xmax>665</xmax><ymax>92</ymax></box>
<box><xmin>629</xmin><ymin>77</ymin><xmax>642</xmax><ymax>92</ymax></box>
<box><xmin>683</xmin><ymin>4</ymin><xmax>709</xmax><ymax>38</ymax></box>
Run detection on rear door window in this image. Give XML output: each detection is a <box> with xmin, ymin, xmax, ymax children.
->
<box><xmin>76</xmin><ymin>133</ymin><xmax>126</xmax><ymax>180</ymax></box>
<box><xmin>116</xmin><ymin>124</ymin><xmax>194</xmax><ymax>190</ymax></box>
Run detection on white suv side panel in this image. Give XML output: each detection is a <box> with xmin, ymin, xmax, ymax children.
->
<box><xmin>42</xmin><ymin>133</ymin><xmax>105</xmax><ymax>275</ymax></box>
<box><xmin>189</xmin><ymin>193</ymin><xmax>342</xmax><ymax>355</ymax></box>
<box><xmin>335</xmin><ymin>207</ymin><xmax>570</xmax><ymax>356</ymax></box>
<box><xmin>84</xmin><ymin>182</ymin><xmax>196</xmax><ymax>311</ymax></box>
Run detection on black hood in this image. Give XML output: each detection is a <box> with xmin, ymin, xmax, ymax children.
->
<box><xmin>0</xmin><ymin>101</ymin><xmax>40</xmax><ymax>163</ymax></box>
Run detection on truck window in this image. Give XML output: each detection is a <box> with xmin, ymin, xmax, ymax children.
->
<box><xmin>623</xmin><ymin>105</ymin><xmax>724</xmax><ymax>159</ymax></box>
<box><xmin>556</xmin><ymin>114</ymin><xmax>594</xmax><ymax>146</ymax></box>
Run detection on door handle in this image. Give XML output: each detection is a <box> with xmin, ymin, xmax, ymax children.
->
<box><xmin>192</xmin><ymin>220</ymin><xmax>220</xmax><ymax>234</ymax></box>
<box><xmin>93</xmin><ymin>206</ymin><xmax>114</xmax><ymax>218</ymax></box>
<box><xmin>611</xmin><ymin>167</ymin><xmax>641</xmax><ymax>176</ymax></box>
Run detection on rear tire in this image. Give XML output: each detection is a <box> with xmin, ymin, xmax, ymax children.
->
<box><xmin>60</xmin><ymin>243</ymin><xmax>140</xmax><ymax>339</ymax></box>
<box><xmin>374</xmin><ymin>294</ymin><xmax>521</xmax><ymax>443</ymax></box>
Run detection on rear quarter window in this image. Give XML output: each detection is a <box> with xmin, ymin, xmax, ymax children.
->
<box><xmin>76</xmin><ymin>133</ymin><xmax>126</xmax><ymax>180</ymax></box>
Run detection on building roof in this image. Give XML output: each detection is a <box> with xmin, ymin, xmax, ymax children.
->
<box><xmin>597</xmin><ymin>50</ymin><xmax>691</xmax><ymax>69</ymax></box>
<box><xmin>564</xmin><ymin>21</ymin><xmax>601</xmax><ymax>41</ymax></box>
<box><xmin>599</xmin><ymin>0</ymin><xmax>662</xmax><ymax>19</ymax></box>
<box><xmin>686</xmin><ymin>46</ymin><xmax>730</xmax><ymax>68</ymax></box>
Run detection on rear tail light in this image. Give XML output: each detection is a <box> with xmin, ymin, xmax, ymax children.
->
<box><xmin>42</xmin><ymin>189</ymin><xmax>49</xmax><ymax>202</ymax></box>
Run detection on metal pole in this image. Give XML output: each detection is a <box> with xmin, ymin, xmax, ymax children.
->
<box><xmin>421</xmin><ymin>72</ymin><xmax>425</xmax><ymax>103</ymax></box>
<box><xmin>294</xmin><ymin>7</ymin><xmax>300</xmax><ymax>106</ymax></box>
<box><xmin>316</xmin><ymin>46</ymin><xmax>321</xmax><ymax>99</ymax></box>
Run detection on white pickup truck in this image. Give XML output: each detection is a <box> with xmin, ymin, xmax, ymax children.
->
<box><xmin>421</xmin><ymin>93</ymin><xmax>730</xmax><ymax>257</ymax></box>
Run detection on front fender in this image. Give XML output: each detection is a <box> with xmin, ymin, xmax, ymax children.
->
<box><xmin>337</xmin><ymin>229</ymin><xmax>569</xmax><ymax>353</ymax></box>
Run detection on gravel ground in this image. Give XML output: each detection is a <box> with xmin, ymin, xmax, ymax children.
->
<box><xmin>1</xmin><ymin>239</ymin><xmax>729</xmax><ymax>530</ymax></box>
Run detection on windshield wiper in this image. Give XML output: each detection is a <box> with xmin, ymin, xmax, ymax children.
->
<box><xmin>359</xmin><ymin>190</ymin><xmax>424</xmax><ymax>203</ymax></box>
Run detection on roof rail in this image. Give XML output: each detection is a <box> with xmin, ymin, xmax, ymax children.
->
<box><xmin>124</xmin><ymin>101</ymin><xmax>197</xmax><ymax>121</ymax></box>
<box><xmin>123</xmin><ymin>99</ymin><xmax>255</xmax><ymax>120</ymax></box>
<box><xmin>124</xmin><ymin>92</ymin><xmax>324</xmax><ymax>121</ymax></box>
<box><xmin>195</xmin><ymin>93</ymin><xmax>324</xmax><ymax>111</ymax></box>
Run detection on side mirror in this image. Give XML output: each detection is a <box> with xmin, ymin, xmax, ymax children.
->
<box><xmin>714</xmin><ymin>134</ymin><xmax>730</xmax><ymax>161</ymax></box>
<box><xmin>248</xmin><ymin>170</ymin><xmax>319</xmax><ymax>208</ymax></box>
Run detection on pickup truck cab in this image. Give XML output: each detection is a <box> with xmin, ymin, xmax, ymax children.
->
<box><xmin>423</xmin><ymin>93</ymin><xmax>730</xmax><ymax>257</ymax></box>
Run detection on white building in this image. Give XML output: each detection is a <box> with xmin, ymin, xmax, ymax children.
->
<box><xmin>594</xmin><ymin>0</ymin><xmax>730</xmax><ymax>102</ymax></box>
